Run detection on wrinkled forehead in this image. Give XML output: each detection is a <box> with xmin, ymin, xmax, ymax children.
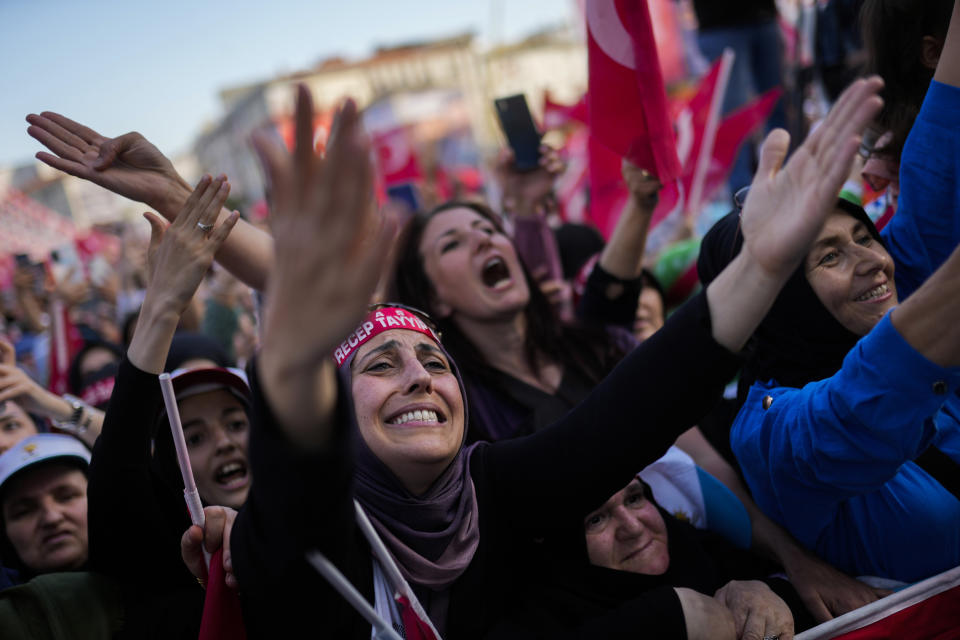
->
<box><xmin>2</xmin><ymin>463</ymin><xmax>87</xmax><ymax>507</ymax></box>
<box><xmin>352</xmin><ymin>329</ymin><xmax>442</xmax><ymax>368</ymax></box>
<box><xmin>815</xmin><ymin>207</ymin><xmax>867</xmax><ymax>239</ymax></box>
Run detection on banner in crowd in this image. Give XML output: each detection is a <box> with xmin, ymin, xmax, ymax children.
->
<box><xmin>796</xmin><ymin>565</ymin><xmax>960</xmax><ymax>640</ymax></box>
<box><xmin>373</xmin><ymin>126</ymin><xmax>424</xmax><ymax>187</ymax></box>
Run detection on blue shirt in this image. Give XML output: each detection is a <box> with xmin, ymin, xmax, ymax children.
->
<box><xmin>732</xmin><ymin>81</ymin><xmax>960</xmax><ymax>582</ymax></box>
<box><xmin>733</xmin><ymin>315</ymin><xmax>960</xmax><ymax>582</ymax></box>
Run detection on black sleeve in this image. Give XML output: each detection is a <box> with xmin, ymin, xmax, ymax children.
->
<box><xmin>230</xmin><ymin>364</ymin><xmax>374</xmax><ymax>640</ymax></box>
<box><xmin>86</xmin><ymin>356</ymin><xmax>196</xmax><ymax>590</ymax></box>
<box><xmin>482</xmin><ymin>291</ymin><xmax>741</xmax><ymax>535</ymax></box>
<box><xmin>575</xmin><ymin>262</ymin><xmax>643</xmax><ymax>330</ymax></box>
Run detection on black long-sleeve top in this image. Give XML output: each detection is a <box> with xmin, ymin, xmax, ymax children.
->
<box><xmin>232</xmin><ymin>292</ymin><xmax>742</xmax><ymax>639</ymax></box>
<box><xmin>87</xmin><ymin>356</ymin><xmax>203</xmax><ymax>638</ymax></box>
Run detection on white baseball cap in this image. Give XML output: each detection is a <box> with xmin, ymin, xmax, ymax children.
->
<box><xmin>0</xmin><ymin>434</ymin><xmax>91</xmax><ymax>494</ymax></box>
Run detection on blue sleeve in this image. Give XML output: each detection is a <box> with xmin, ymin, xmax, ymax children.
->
<box><xmin>883</xmin><ymin>81</ymin><xmax>960</xmax><ymax>299</ymax></box>
<box><xmin>731</xmin><ymin>312</ymin><xmax>960</xmax><ymax>545</ymax></box>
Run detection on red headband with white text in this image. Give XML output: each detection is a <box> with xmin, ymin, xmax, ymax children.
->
<box><xmin>334</xmin><ymin>307</ymin><xmax>441</xmax><ymax>367</ymax></box>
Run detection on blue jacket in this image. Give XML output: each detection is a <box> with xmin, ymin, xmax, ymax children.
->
<box><xmin>732</xmin><ymin>81</ymin><xmax>960</xmax><ymax>583</ymax></box>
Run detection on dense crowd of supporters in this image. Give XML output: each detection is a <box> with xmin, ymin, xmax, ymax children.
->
<box><xmin>1</xmin><ymin>1</ymin><xmax>959</xmax><ymax>638</ymax></box>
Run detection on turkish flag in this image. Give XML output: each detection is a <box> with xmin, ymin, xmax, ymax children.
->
<box><xmin>586</xmin><ymin>0</ymin><xmax>681</xmax><ymax>182</ymax></box>
<box><xmin>198</xmin><ymin>548</ymin><xmax>247</xmax><ymax>640</ymax></box>
<box><xmin>373</xmin><ymin>127</ymin><xmax>423</xmax><ymax>187</ymax></box>
<box><xmin>587</xmin><ymin>53</ymin><xmax>780</xmax><ymax>240</ymax></box>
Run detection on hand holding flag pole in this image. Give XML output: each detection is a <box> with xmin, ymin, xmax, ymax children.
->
<box><xmin>159</xmin><ymin>372</ymin><xmax>210</xmax><ymax>569</ymax></box>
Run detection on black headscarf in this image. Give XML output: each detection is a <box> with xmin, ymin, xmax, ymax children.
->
<box><xmin>697</xmin><ymin>199</ymin><xmax>885</xmax><ymax>401</ymax></box>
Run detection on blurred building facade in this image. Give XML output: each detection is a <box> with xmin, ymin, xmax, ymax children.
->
<box><xmin>195</xmin><ymin>24</ymin><xmax>586</xmax><ymax>204</ymax></box>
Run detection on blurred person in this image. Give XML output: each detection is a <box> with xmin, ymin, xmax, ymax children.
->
<box><xmin>0</xmin><ymin>402</ymin><xmax>38</xmax><ymax>456</ymax></box>
<box><xmin>691</xmin><ymin>0</ymin><xmax>787</xmax><ymax>192</ymax></box>
<box><xmin>861</xmin><ymin>0</ymin><xmax>954</xmax><ymax>165</ymax></box>
<box><xmin>0</xmin><ymin>434</ymin><xmax>90</xmax><ymax>584</ymax></box>
<box><xmin>179</xmin><ymin>78</ymin><xmax>883</xmax><ymax>638</ymax></box>
<box><xmin>634</xmin><ymin>269</ymin><xmax>667</xmax><ymax>342</ymax></box>
<box><xmin>0</xmin><ymin>337</ymin><xmax>104</xmax><ymax>448</ymax></box>
<box><xmin>854</xmin><ymin>0</ymin><xmax>955</xmax><ymax>230</ymax></box>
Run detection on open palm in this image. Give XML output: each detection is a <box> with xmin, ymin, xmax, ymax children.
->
<box><xmin>26</xmin><ymin>111</ymin><xmax>188</xmax><ymax>213</ymax></box>
<box><xmin>739</xmin><ymin>77</ymin><xmax>884</xmax><ymax>278</ymax></box>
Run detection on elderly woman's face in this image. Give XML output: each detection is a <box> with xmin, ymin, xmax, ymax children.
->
<box><xmin>805</xmin><ymin>210</ymin><xmax>898</xmax><ymax>336</ymax></box>
<box><xmin>419</xmin><ymin>207</ymin><xmax>529</xmax><ymax>322</ymax></box>
<box><xmin>585</xmin><ymin>479</ymin><xmax>669</xmax><ymax>575</ymax></box>
<box><xmin>3</xmin><ymin>463</ymin><xmax>88</xmax><ymax>574</ymax></box>
<box><xmin>351</xmin><ymin>330</ymin><xmax>465</xmax><ymax>493</ymax></box>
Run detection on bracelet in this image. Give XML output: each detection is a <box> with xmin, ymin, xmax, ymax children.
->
<box><xmin>53</xmin><ymin>394</ymin><xmax>90</xmax><ymax>435</ymax></box>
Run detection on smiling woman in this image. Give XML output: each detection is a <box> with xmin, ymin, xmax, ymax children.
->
<box><xmin>696</xmin><ymin>191</ymin><xmax>960</xmax><ymax>583</ymax></box>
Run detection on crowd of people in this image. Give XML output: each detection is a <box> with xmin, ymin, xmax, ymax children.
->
<box><xmin>1</xmin><ymin>0</ymin><xmax>959</xmax><ymax>638</ymax></box>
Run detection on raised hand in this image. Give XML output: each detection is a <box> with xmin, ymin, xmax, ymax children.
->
<box><xmin>497</xmin><ymin>144</ymin><xmax>565</xmax><ymax>216</ymax></box>
<box><xmin>254</xmin><ymin>86</ymin><xmax>395</xmax><ymax>374</ymax></box>
<box><xmin>739</xmin><ymin>77</ymin><xmax>885</xmax><ymax>279</ymax></box>
<box><xmin>26</xmin><ymin>112</ymin><xmax>190</xmax><ymax>215</ymax></box>
<box><xmin>141</xmin><ymin>175</ymin><xmax>237</xmax><ymax>316</ymax></box>
<box><xmin>621</xmin><ymin>158</ymin><xmax>662</xmax><ymax>211</ymax></box>
<box><xmin>253</xmin><ymin>85</ymin><xmax>395</xmax><ymax>442</ymax></box>
<box><xmin>127</xmin><ymin>175</ymin><xmax>238</xmax><ymax>375</ymax></box>
<box><xmin>0</xmin><ymin>337</ymin><xmax>48</xmax><ymax>413</ymax></box>
<box><xmin>706</xmin><ymin>77</ymin><xmax>884</xmax><ymax>352</ymax></box>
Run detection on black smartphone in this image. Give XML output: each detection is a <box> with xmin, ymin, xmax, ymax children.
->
<box><xmin>494</xmin><ymin>94</ymin><xmax>542</xmax><ymax>172</ymax></box>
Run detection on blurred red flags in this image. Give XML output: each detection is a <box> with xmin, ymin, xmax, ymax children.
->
<box><xmin>586</xmin><ymin>0</ymin><xmax>681</xmax><ymax>182</ymax></box>
<box><xmin>373</xmin><ymin>127</ymin><xmax>423</xmax><ymax>187</ymax></box>
<box><xmin>543</xmin><ymin>92</ymin><xmax>587</xmax><ymax>130</ymax></box>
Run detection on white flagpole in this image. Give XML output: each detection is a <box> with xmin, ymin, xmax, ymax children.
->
<box><xmin>687</xmin><ymin>47</ymin><xmax>735</xmax><ymax>220</ymax></box>
<box><xmin>158</xmin><ymin>373</ymin><xmax>209</xmax><ymax>569</ymax></box>
<box><xmin>305</xmin><ymin>551</ymin><xmax>404</xmax><ymax>640</ymax></box>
